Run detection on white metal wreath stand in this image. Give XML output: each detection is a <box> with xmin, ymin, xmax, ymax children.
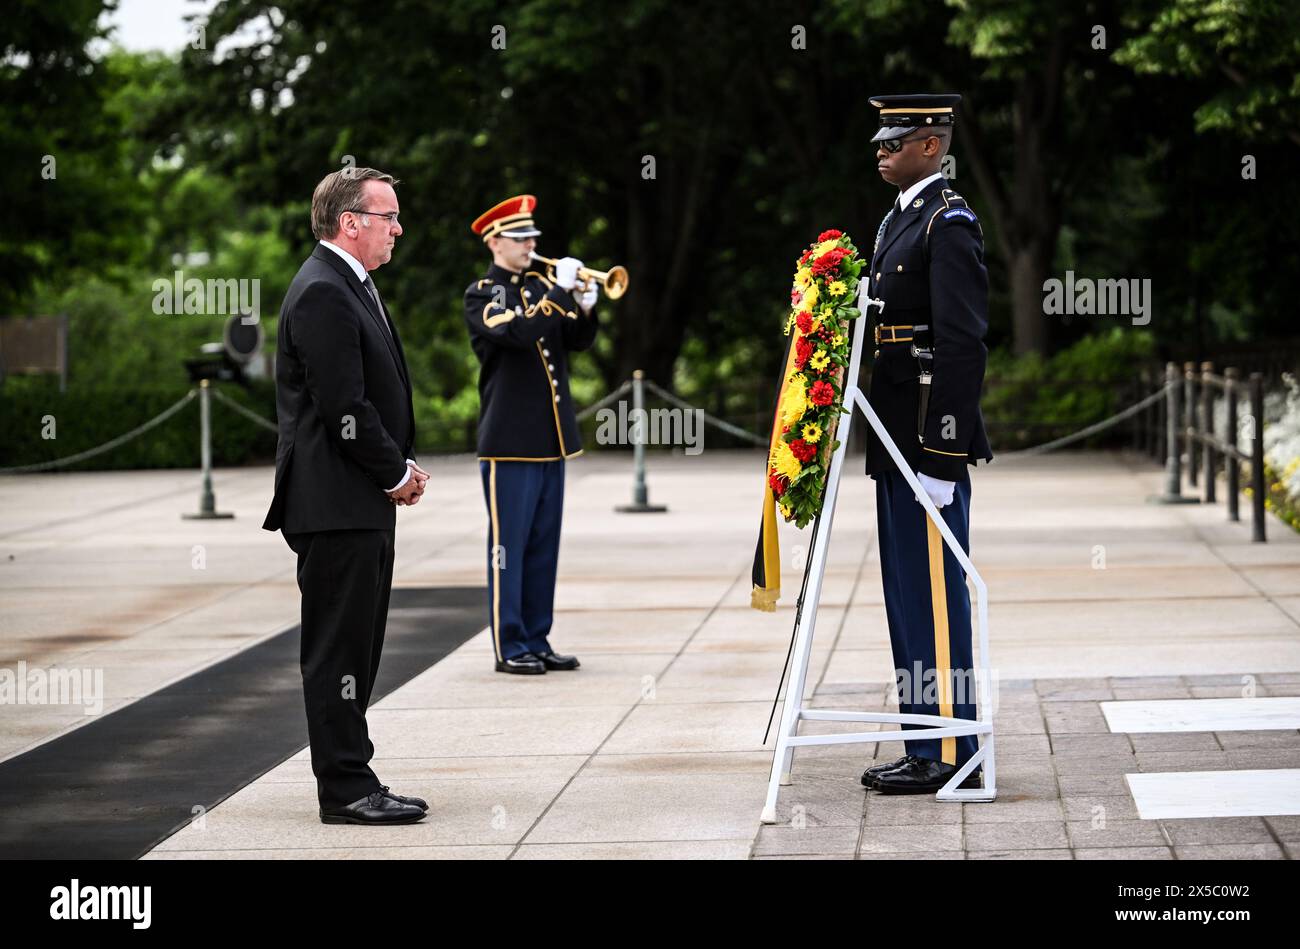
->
<box><xmin>759</xmin><ymin>283</ymin><xmax>997</xmax><ymax>824</ymax></box>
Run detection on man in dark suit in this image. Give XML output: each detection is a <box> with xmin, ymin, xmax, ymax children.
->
<box><xmin>856</xmin><ymin>95</ymin><xmax>994</xmax><ymax>795</ymax></box>
<box><xmin>263</xmin><ymin>167</ymin><xmax>430</xmax><ymax>824</ymax></box>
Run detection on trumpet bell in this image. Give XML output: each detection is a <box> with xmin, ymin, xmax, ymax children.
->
<box><xmin>602</xmin><ymin>265</ymin><xmax>630</xmax><ymax>300</ymax></box>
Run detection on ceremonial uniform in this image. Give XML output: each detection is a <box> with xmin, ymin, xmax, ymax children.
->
<box><xmin>463</xmin><ymin>195</ymin><xmax>598</xmax><ymax>671</ymax></box>
<box><xmin>861</xmin><ymin>95</ymin><xmax>993</xmax><ymax>792</ymax></box>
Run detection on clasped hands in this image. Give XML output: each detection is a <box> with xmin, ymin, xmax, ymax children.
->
<box><xmin>387</xmin><ymin>461</ymin><xmax>430</xmax><ymax>506</ymax></box>
<box><xmin>553</xmin><ymin>257</ymin><xmax>599</xmax><ymax>313</ymax></box>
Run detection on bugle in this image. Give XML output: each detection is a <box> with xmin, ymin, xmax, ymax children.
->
<box><xmin>530</xmin><ymin>252</ymin><xmax>630</xmax><ymax>300</ymax></box>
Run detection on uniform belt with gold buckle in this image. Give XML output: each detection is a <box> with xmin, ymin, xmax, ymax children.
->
<box><xmin>874</xmin><ymin>324</ymin><xmax>914</xmax><ymax>345</ymax></box>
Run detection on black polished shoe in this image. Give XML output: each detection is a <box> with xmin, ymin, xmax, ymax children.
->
<box><xmin>380</xmin><ymin>785</ymin><xmax>428</xmax><ymax>811</ymax></box>
<box><xmin>495</xmin><ymin>652</ymin><xmax>546</xmax><ymax>675</ymax></box>
<box><xmin>860</xmin><ymin>755</ymin><xmax>915</xmax><ymax>788</ymax></box>
<box><xmin>872</xmin><ymin>757</ymin><xmax>983</xmax><ymax>795</ymax></box>
<box><xmin>534</xmin><ymin>649</ymin><xmax>580</xmax><ymax>671</ymax></box>
<box><xmin>320</xmin><ymin>791</ymin><xmax>427</xmax><ymax>825</ymax></box>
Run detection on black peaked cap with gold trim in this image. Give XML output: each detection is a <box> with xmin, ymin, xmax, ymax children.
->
<box><xmin>869</xmin><ymin>93</ymin><xmax>961</xmax><ymax>143</ymax></box>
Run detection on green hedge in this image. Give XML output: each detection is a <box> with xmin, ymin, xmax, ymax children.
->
<box><xmin>982</xmin><ymin>328</ymin><xmax>1157</xmax><ymax>450</ymax></box>
<box><xmin>0</xmin><ymin>378</ymin><xmax>278</xmax><ymax>472</ymax></box>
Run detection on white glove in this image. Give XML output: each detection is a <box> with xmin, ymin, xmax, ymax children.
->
<box><xmin>555</xmin><ymin>256</ymin><xmax>583</xmax><ymax>290</ymax></box>
<box><xmin>914</xmin><ymin>473</ymin><xmax>956</xmax><ymax>509</ymax></box>
<box><xmin>579</xmin><ymin>283</ymin><xmax>599</xmax><ymax>313</ymax></box>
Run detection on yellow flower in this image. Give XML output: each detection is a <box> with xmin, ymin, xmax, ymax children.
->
<box><xmin>778</xmin><ymin>502</ymin><xmax>793</xmax><ymax>520</ymax></box>
<box><xmin>830</xmin><ymin>332</ymin><xmax>844</xmax><ymax>348</ymax></box>
<box><xmin>802</xmin><ymin>421</ymin><xmax>822</xmax><ymax>444</ymax></box>
<box><xmin>794</xmin><ymin>267</ymin><xmax>813</xmax><ymax>290</ymax></box>
<box><xmin>809</xmin><ymin>349</ymin><xmax>830</xmax><ymax>372</ymax></box>
<box><xmin>813</xmin><ymin>239</ymin><xmax>839</xmax><ymax>257</ymax></box>
<box><xmin>828</xmin><ymin>280</ymin><xmax>847</xmax><ymax>297</ymax></box>
<box><xmin>803</xmin><ymin>284</ymin><xmax>819</xmax><ymax>309</ymax></box>
<box><xmin>809</xmin><ymin>317</ymin><xmax>822</xmax><ymax>334</ymax></box>
<box><xmin>770</xmin><ymin>439</ymin><xmax>803</xmax><ymax>482</ymax></box>
<box><xmin>780</xmin><ymin>373</ymin><xmax>808</xmax><ymax>427</ymax></box>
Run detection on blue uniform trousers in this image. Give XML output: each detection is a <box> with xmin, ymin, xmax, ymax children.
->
<box><xmin>875</xmin><ymin>469</ymin><xmax>980</xmax><ymax>769</ymax></box>
<box><xmin>480</xmin><ymin>459</ymin><xmax>565</xmax><ymax>661</ymax></box>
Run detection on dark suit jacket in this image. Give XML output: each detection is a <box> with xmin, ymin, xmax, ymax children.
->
<box><xmin>864</xmin><ymin>177</ymin><xmax>993</xmax><ymax>481</ymax></box>
<box><xmin>263</xmin><ymin>244</ymin><xmax>417</xmax><ymax>534</ymax></box>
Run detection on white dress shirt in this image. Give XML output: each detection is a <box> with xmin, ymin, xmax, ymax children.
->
<box><xmin>897</xmin><ymin>171</ymin><xmax>945</xmax><ymax>213</ymax></box>
<box><xmin>318</xmin><ymin>240</ymin><xmax>413</xmax><ymax>494</ymax></box>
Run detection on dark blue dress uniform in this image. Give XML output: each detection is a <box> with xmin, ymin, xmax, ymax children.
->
<box><xmin>864</xmin><ymin>94</ymin><xmax>992</xmax><ymax>782</ymax></box>
<box><xmin>463</xmin><ymin>259</ymin><xmax>597</xmax><ymax>663</ymax></box>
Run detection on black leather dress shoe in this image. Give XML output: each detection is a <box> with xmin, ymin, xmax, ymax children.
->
<box><xmin>860</xmin><ymin>755</ymin><xmax>915</xmax><ymax>788</ymax></box>
<box><xmin>380</xmin><ymin>785</ymin><xmax>428</xmax><ymax>811</ymax></box>
<box><xmin>872</xmin><ymin>757</ymin><xmax>983</xmax><ymax>795</ymax></box>
<box><xmin>495</xmin><ymin>653</ymin><xmax>546</xmax><ymax>675</ymax></box>
<box><xmin>534</xmin><ymin>649</ymin><xmax>580</xmax><ymax>671</ymax></box>
<box><xmin>320</xmin><ymin>791</ymin><xmax>427</xmax><ymax>825</ymax></box>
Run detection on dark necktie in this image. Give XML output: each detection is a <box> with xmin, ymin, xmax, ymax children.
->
<box><xmin>363</xmin><ymin>275</ymin><xmax>393</xmax><ymax>340</ymax></box>
<box><xmin>873</xmin><ymin>200</ymin><xmax>902</xmax><ymax>254</ymax></box>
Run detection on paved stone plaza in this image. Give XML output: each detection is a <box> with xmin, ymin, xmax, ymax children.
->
<box><xmin>2</xmin><ymin>450</ymin><xmax>1298</xmax><ymax>859</ymax></box>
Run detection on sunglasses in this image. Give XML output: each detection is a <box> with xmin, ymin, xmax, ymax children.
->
<box><xmin>878</xmin><ymin>133</ymin><xmax>936</xmax><ymax>154</ymax></box>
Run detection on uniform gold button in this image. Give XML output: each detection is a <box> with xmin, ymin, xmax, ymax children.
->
<box><xmin>873</xmin><ymin>349</ymin><xmax>880</xmax><ymax>358</ymax></box>
<box><xmin>875</xmin><ymin>272</ymin><xmax>881</xmax><ymax>280</ymax></box>
<box><xmin>551</xmin><ymin>378</ymin><xmax>557</xmax><ymax>387</ymax></box>
<box><xmin>548</xmin><ymin>364</ymin><xmax>555</xmax><ymax>371</ymax></box>
<box><xmin>554</xmin><ymin>395</ymin><xmax>560</xmax><ymax>402</ymax></box>
<box><xmin>542</xmin><ymin>349</ymin><xmax>550</xmax><ymax>357</ymax></box>
<box><xmin>896</xmin><ymin>264</ymin><xmax>903</xmax><ymax>272</ymax></box>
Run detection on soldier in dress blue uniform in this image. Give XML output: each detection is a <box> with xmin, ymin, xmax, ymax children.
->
<box><xmin>857</xmin><ymin>95</ymin><xmax>995</xmax><ymax>794</ymax></box>
<box><xmin>464</xmin><ymin>195</ymin><xmax>598</xmax><ymax>674</ymax></box>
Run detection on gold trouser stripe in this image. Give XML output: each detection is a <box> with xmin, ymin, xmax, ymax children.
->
<box><xmin>925</xmin><ymin>515</ymin><xmax>956</xmax><ymax>765</ymax></box>
<box><xmin>488</xmin><ymin>460</ymin><xmax>503</xmax><ymax>662</ymax></box>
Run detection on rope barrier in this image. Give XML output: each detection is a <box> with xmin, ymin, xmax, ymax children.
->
<box><xmin>640</xmin><ymin>379</ymin><xmax>768</xmax><ymax>447</ymax></box>
<box><xmin>0</xmin><ymin>389</ymin><xmax>199</xmax><ymax>474</ymax></box>
<box><xmin>0</xmin><ymin>376</ymin><xmax>1172</xmax><ymax>476</ymax></box>
<box><xmin>210</xmin><ymin>388</ymin><xmax>279</xmax><ymax>434</ymax></box>
<box><xmin>996</xmin><ymin>383</ymin><xmax>1171</xmax><ymax>459</ymax></box>
<box><xmin>574</xmin><ymin>380</ymin><xmax>633</xmax><ymax>422</ymax></box>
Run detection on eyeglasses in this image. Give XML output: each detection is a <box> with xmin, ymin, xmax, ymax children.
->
<box><xmin>346</xmin><ymin>208</ymin><xmax>400</xmax><ymax>226</ymax></box>
<box><xmin>878</xmin><ymin>133</ymin><xmax>936</xmax><ymax>154</ymax></box>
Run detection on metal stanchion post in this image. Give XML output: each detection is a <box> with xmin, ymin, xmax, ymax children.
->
<box><xmin>1185</xmin><ymin>362</ymin><xmax>1199</xmax><ymax>489</ymax></box>
<box><xmin>1249</xmin><ymin>373</ymin><xmax>1266</xmax><ymax>542</ymax></box>
<box><xmin>1151</xmin><ymin>362</ymin><xmax>1198</xmax><ymax>504</ymax></box>
<box><xmin>183</xmin><ymin>379</ymin><xmax>234</xmax><ymax>520</ymax></box>
<box><xmin>1225</xmin><ymin>368</ymin><xmax>1240</xmax><ymax>522</ymax></box>
<box><xmin>615</xmin><ymin>370</ymin><xmax>667</xmax><ymax>513</ymax></box>
<box><xmin>1202</xmin><ymin>361</ymin><xmax>1216</xmax><ymax>503</ymax></box>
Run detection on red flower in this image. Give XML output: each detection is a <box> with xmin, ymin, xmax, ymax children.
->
<box><xmin>768</xmin><ymin>472</ymin><xmax>788</xmax><ymax>497</ymax></box>
<box><xmin>809</xmin><ymin>380</ymin><xmax>835</xmax><ymax>406</ymax></box>
<box><xmin>795</xmin><ymin>310</ymin><xmax>812</xmax><ymax>334</ymax></box>
<box><xmin>811</xmin><ymin>247</ymin><xmax>850</xmax><ymax>278</ymax></box>
<box><xmin>789</xmin><ymin>439</ymin><xmax>817</xmax><ymax>463</ymax></box>
<box><xmin>798</xmin><ymin>248</ymin><xmax>813</xmax><ymax>265</ymax></box>
<box><xmin>795</xmin><ymin>337</ymin><xmax>813</xmax><ymax>368</ymax></box>
<box><xmin>817</xmin><ymin>229</ymin><xmax>843</xmax><ymax>242</ymax></box>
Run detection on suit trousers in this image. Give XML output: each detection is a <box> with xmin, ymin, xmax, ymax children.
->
<box><xmin>282</xmin><ymin>528</ymin><xmax>394</xmax><ymax>809</ymax></box>
<box><xmin>875</xmin><ymin>469</ymin><xmax>980</xmax><ymax>770</ymax></box>
<box><xmin>480</xmin><ymin>459</ymin><xmax>565</xmax><ymax>661</ymax></box>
